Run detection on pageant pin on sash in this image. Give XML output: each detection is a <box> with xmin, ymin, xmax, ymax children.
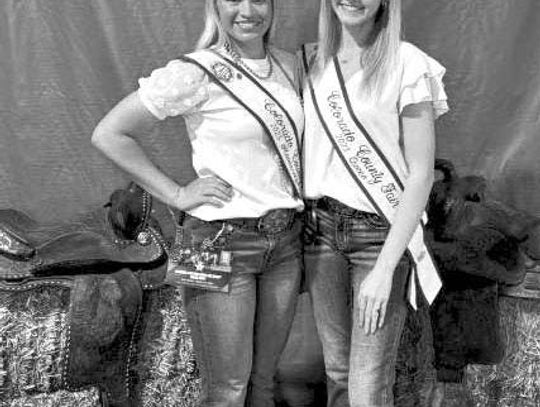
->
<box><xmin>302</xmin><ymin>46</ymin><xmax>441</xmax><ymax>307</ymax></box>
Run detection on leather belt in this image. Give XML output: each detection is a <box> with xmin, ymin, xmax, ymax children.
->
<box><xmin>308</xmin><ymin>196</ymin><xmax>387</xmax><ymax>224</ymax></box>
<box><xmin>216</xmin><ymin>208</ymin><xmax>298</xmax><ymax>235</ymax></box>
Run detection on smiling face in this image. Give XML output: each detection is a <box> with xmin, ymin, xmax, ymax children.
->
<box><xmin>216</xmin><ymin>0</ymin><xmax>273</xmax><ymax>49</ymax></box>
<box><xmin>330</xmin><ymin>0</ymin><xmax>382</xmax><ymax>27</ymax></box>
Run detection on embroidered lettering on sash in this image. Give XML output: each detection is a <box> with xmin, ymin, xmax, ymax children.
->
<box><xmin>183</xmin><ymin>50</ymin><xmax>302</xmax><ymax>198</ymax></box>
<box><xmin>264</xmin><ymin>99</ymin><xmax>298</xmax><ymax>166</ymax></box>
<box><xmin>319</xmin><ymin>69</ymin><xmax>403</xmax><ymax>212</ymax></box>
<box><xmin>302</xmin><ymin>45</ymin><xmax>441</xmax><ymax>307</ymax></box>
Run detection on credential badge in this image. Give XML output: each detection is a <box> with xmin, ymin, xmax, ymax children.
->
<box><xmin>211</xmin><ymin>62</ymin><xmax>233</xmax><ymax>82</ymax></box>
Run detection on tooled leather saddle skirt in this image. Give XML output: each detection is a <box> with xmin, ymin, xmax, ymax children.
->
<box><xmin>0</xmin><ymin>185</ymin><xmax>167</xmax><ymax>407</ymax></box>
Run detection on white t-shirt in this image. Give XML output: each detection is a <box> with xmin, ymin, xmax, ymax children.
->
<box><xmin>138</xmin><ymin>47</ymin><xmax>304</xmax><ymax>221</ymax></box>
<box><xmin>303</xmin><ymin>41</ymin><xmax>449</xmax><ymax>213</ymax></box>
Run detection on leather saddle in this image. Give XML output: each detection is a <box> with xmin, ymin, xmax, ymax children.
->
<box><xmin>426</xmin><ymin>158</ymin><xmax>540</xmax><ymax>285</ymax></box>
<box><xmin>0</xmin><ymin>183</ymin><xmax>168</xmax><ymax>407</ymax></box>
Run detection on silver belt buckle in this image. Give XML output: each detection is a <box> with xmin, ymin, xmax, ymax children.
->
<box><xmin>258</xmin><ymin>209</ymin><xmax>291</xmax><ymax>235</ymax></box>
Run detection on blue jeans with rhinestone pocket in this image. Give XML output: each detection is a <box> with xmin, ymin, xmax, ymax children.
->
<box><xmin>182</xmin><ymin>210</ymin><xmax>303</xmax><ymax>407</ymax></box>
<box><xmin>304</xmin><ymin>197</ymin><xmax>410</xmax><ymax>407</ymax></box>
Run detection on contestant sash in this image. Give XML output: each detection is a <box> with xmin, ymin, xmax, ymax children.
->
<box><xmin>182</xmin><ymin>50</ymin><xmax>302</xmax><ymax>198</ymax></box>
<box><xmin>302</xmin><ymin>48</ymin><xmax>441</xmax><ymax>307</ymax></box>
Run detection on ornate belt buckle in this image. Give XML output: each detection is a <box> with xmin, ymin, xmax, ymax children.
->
<box><xmin>258</xmin><ymin>209</ymin><xmax>291</xmax><ymax>235</ymax></box>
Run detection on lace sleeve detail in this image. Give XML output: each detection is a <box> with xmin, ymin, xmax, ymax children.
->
<box><xmin>138</xmin><ymin>60</ymin><xmax>209</xmax><ymax>119</ymax></box>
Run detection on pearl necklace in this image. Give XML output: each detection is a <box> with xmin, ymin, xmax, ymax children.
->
<box><xmin>224</xmin><ymin>42</ymin><xmax>274</xmax><ymax>80</ymax></box>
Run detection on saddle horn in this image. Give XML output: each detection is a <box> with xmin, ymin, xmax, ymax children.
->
<box><xmin>107</xmin><ymin>182</ymin><xmax>153</xmax><ymax>241</ymax></box>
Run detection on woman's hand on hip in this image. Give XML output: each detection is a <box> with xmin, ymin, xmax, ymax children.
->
<box><xmin>357</xmin><ymin>267</ymin><xmax>394</xmax><ymax>335</ymax></box>
<box><xmin>172</xmin><ymin>176</ymin><xmax>233</xmax><ymax>211</ymax></box>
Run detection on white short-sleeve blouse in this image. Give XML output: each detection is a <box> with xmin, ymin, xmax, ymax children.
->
<box><xmin>303</xmin><ymin>41</ymin><xmax>449</xmax><ymax>213</ymax></box>
<box><xmin>138</xmin><ymin>48</ymin><xmax>304</xmax><ymax>221</ymax></box>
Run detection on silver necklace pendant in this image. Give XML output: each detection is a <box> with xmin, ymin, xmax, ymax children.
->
<box><xmin>224</xmin><ymin>42</ymin><xmax>274</xmax><ymax>81</ymax></box>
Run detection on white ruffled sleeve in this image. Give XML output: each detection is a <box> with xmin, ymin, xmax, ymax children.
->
<box><xmin>398</xmin><ymin>43</ymin><xmax>449</xmax><ymax>119</ymax></box>
<box><xmin>137</xmin><ymin>60</ymin><xmax>209</xmax><ymax>120</ymax></box>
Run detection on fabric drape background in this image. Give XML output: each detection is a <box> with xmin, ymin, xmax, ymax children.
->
<box><xmin>1</xmin><ymin>0</ymin><xmax>538</xmax><ymax>222</ymax></box>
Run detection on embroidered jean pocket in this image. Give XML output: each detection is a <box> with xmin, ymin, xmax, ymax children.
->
<box><xmin>362</xmin><ymin>213</ymin><xmax>390</xmax><ymax>230</ymax></box>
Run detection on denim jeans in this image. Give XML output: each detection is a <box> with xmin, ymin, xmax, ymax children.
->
<box><xmin>304</xmin><ymin>198</ymin><xmax>410</xmax><ymax>407</ymax></box>
<box><xmin>183</xmin><ymin>212</ymin><xmax>302</xmax><ymax>407</ymax></box>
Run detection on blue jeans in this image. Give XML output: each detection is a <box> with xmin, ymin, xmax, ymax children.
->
<box><xmin>304</xmin><ymin>198</ymin><xmax>410</xmax><ymax>407</ymax></box>
<box><xmin>183</xmin><ymin>212</ymin><xmax>302</xmax><ymax>407</ymax></box>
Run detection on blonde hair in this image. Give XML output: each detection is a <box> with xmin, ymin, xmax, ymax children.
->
<box><xmin>196</xmin><ymin>0</ymin><xmax>276</xmax><ymax>50</ymax></box>
<box><xmin>316</xmin><ymin>0</ymin><xmax>402</xmax><ymax>96</ymax></box>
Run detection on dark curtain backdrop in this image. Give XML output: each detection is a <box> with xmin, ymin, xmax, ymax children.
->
<box><xmin>1</xmin><ymin>0</ymin><xmax>539</xmax><ymax>222</ymax></box>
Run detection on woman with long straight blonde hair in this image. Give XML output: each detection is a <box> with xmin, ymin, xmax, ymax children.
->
<box><xmin>92</xmin><ymin>0</ymin><xmax>304</xmax><ymax>405</ymax></box>
<box><xmin>301</xmin><ymin>0</ymin><xmax>449</xmax><ymax>405</ymax></box>
<box><xmin>316</xmin><ymin>0</ymin><xmax>401</xmax><ymax>95</ymax></box>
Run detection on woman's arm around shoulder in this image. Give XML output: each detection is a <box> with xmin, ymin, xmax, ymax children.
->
<box><xmin>269</xmin><ymin>47</ymin><xmax>300</xmax><ymax>89</ymax></box>
<box><xmin>269</xmin><ymin>47</ymin><xmax>295</xmax><ymax>71</ymax></box>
